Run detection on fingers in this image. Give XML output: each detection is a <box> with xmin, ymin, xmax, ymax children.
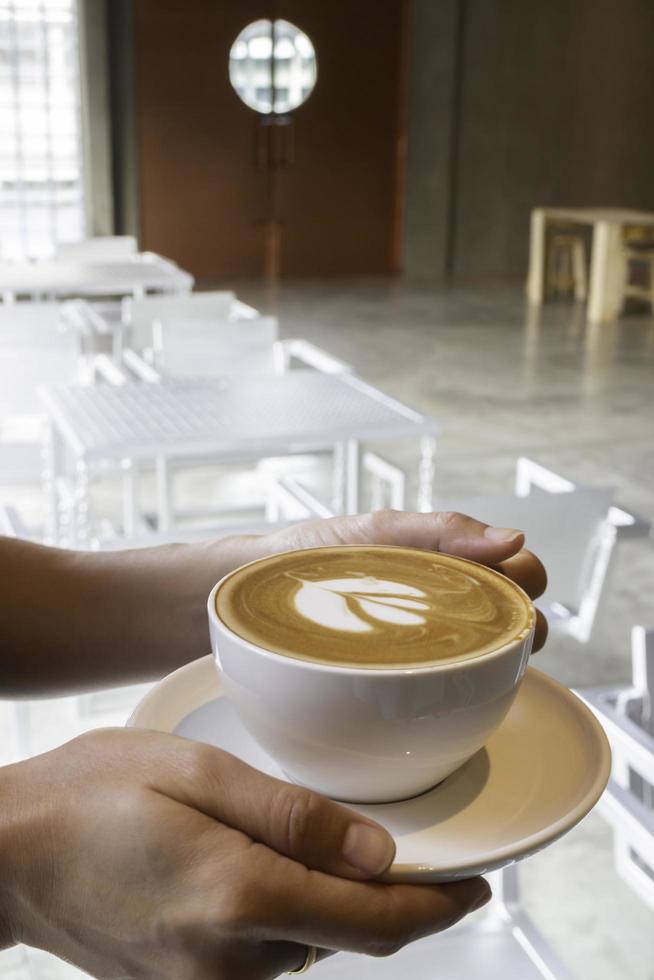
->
<box><xmin>262</xmin><ymin>944</ymin><xmax>334</xmax><ymax>979</ymax></box>
<box><xmin>270</xmin><ymin>510</ymin><xmax>526</xmax><ymax>566</ymax></box>
<box><xmin>267</xmin><ymin>511</ymin><xmax>551</xmax><ymax>603</ymax></box>
<box><xmin>210</xmin><ymin>754</ymin><xmax>396</xmax><ymax>879</ymax></box>
<box><xmin>495</xmin><ymin>548</ymin><xmax>547</xmax><ymax>600</ymax></box>
<box><xmin>532</xmin><ymin>609</ymin><xmax>548</xmax><ymax>652</ymax></box>
<box><xmin>253</xmin><ymin>859</ymin><xmax>492</xmax><ymax>955</ymax></box>
<box><xmin>267</xmin><ymin>511</ymin><xmax>551</xmax><ymax>602</ymax></box>
<box><xmin>493</xmin><ymin>547</ymin><xmax>548</xmax><ymax>652</ymax></box>
<box><xmin>151</xmin><ymin>738</ymin><xmax>396</xmax><ymax>880</ymax></box>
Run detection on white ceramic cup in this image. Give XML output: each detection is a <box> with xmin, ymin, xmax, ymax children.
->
<box><xmin>208</xmin><ymin>555</ymin><xmax>535</xmax><ymax>804</ymax></box>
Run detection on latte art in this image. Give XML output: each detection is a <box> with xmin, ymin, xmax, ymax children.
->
<box><xmin>292</xmin><ymin>577</ymin><xmax>431</xmax><ymax>631</ymax></box>
<box><xmin>215</xmin><ymin>546</ymin><xmax>534</xmax><ymax>669</ymax></box>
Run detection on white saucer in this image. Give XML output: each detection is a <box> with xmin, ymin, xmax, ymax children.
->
<box><xmin>128</xmin><ymin>658</ymin><xmax>610</xmax><ymax>883</ymax></box>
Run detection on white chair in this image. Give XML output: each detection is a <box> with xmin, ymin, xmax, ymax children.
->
<box><xmin>55</xmin><ymin>236</ymin><xmax>138</xmax><ymax>262</ymax></box>
<box><xmin>0</xmin><ymin>303</ymin><xmax>92</xmax><ymax>486</ymax></box>
<box><xmin>121</xmin><ymin>290</ymin><xmax>260</xmax><ymax>359</ymax></box>
<box><xmin>66</xmin><ymin>294</ymin><xmax>350</xmax><ymax>381</ymax></box>
<box><xmin>60</xmin><ymin>297</ymin><xmax>125</xmax><ymax>366</ymax></box>
<box><xmin>0</xmin><ymin>302</ymin><xmax>90</xmax><ymax>412</ymax></box>
<box><xmin>124</xmin><ymin>315</ymin><xmax>283</xmax><ymax>380</ymax></box>
<box><xmin>580</xmin><ymin>626</ymin><xmax>654</xmax><ymax>912</ymax></box>
<box><xmin>266</xmin><ymin>460</ymin><xmax>405</xmax><ymax>525</ymax></box>
<box><xmin>62</xmin><ymin>293</ymin><xmax>261</xmax><ymax>366</ymax></box>
<box><xmin>120</xmin><ymin>289</ymin><xmax>352</xmax><ymax>380</ymax></box>
<box><xmin>433</xmin><ymin>457</ymin><xmax>650</xmax><ymax>643</ymax></box>
<box><xmin>120</xmin><ymin>311</ymin><xmax>354</xmax><ymax>379</ymax></box>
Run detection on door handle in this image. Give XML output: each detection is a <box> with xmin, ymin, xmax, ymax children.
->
<box><xmin>254</xmin><ymin>115</ymin><xmax>295</xmax><ymax>170</ymax></box>
<box><xmin>254</xmin><ymin>117</ymin><xmax>269</xmax><ymax>170</ymax></box>
<box><xmin>281</xmin><ymin>115</ymin><xmax>295</xmax><ymax>167</ymax></box>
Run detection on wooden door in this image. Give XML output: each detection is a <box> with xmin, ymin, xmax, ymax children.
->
<box><xmin>133</xmin><ymin>0</ymin><xmax>406</xmax><ymax>279</ymax></box>
<box><xmin>274</xmin><ymin>1</ymin><xmax>407</xmax><ymax>276</ymax></box>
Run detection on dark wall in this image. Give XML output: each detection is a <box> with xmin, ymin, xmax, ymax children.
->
<box><xmin>405</xmin><ymin>0</ymin><xmax>654</xmax><ymax>283</ymax></box>
<box><xmin>564</xmin><ymin>0</ymin><xmax>654</xmax><ymax>207</ymax></box>
<box><xmin>403</xmin><ymin>0</ymin><xmax>461</xmax><ymax>280</ymax></box>
<box><xmin>112</xmin><ymin>0</ymin><xmax>406</xmax><ymax>279</ymax></box>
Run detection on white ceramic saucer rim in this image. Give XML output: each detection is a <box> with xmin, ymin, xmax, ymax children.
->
<box><xmin>128</xmin><ymin>656</ymin><xmax>611</xmax><ymax>879</ymax></box>
<box><xmin>389</xmin><ymin>669</ymin><xmax>611</xmax><ymax>879</ymax></box>
<box><xmin>128</xmin><ymin>654</ymin><xmax>221</xmax><ymax>731</ymax></box>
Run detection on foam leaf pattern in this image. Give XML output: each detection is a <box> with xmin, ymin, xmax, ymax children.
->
<box><xmin>293</xmin><ymin>577</ymin><xmax>431</xmax><ymax>633</ymax></box>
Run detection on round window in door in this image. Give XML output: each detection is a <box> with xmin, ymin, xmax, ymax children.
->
<box><xmin>229</xmin><ymin>19</ymin><xmax>317</xmax><ymax>114</ymax></box>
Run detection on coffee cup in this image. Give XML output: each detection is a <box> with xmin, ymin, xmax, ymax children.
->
<box><xmin>207</xmin><ymin>545</ymin><xmax>535</xmax><ymax>803</ymax></box>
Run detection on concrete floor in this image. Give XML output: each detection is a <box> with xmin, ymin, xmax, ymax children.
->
<box><xmin>1</xmin><ymin>281</ymin><xmax>653</xmax><ymax>979</ymax></box>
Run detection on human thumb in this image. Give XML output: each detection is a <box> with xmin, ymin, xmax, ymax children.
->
<box><xmin>155</xmin><ymin>734</ymin><xmax>397</xmax><ymax>880</ymax></box>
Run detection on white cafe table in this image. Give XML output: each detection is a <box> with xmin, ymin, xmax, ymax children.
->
<box><xmin>0</xmin><ymin>252</ymin><xmax>193</xmax><ymax>302</ymax></box>
<box><xmin>526</xmin><ymin>207</ymin><xmax>654</xmax><ymax>323</ymax></box>
<box><xmin>38</xmin><ymin>371</ymin><xmax>439</xmax><ymax>545</ymax></box>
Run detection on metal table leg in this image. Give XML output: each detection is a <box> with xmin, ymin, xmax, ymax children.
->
<box><xmin>122</xmin><ymin>459</ymin><xmax>138</xmax><ymax>538</ymax></box>
<box><xmin>42</xmin><ymin>420</ymin><xmax>61</xmax><ymax>545</ymax></box>
<box><xmin>490</xmin><ymin>864</ymin><xmax>577</xmax><ymax>979</ymax></box>
<box><xmin>344</xmin><ymin>439</ymin><xmax>360</xmax><ymax>515</ymax></box>
<box><xmin>332</xmin><ymin>442</ymin><xmax>346</xmax><ymax>515</ymax></box>
<box><xmin>72</xmin><ymin>459</ymin><xmax>90</xmax><ymax>548</ymax></box>
<box><xmin>362</xmin><ymin>451</ymin><xmax>406</xmax><ymax>511</ymax></box>
<box><xmin>417</xmin><ymin>435</ymin><xmax>437</xmax><ymax>512</ymax></box>
<box><xmin>156</xmin><ymin>455</ymin><xmax>172</xmax><ymax>532</ymax></box>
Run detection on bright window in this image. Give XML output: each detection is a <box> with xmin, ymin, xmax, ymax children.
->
<box><xmin>0</xmin><ymin>0</ymin><xmax>84</xmax><ymax>259</ymax></box>
<box><xmin>229</xmin><ymin>19</ymin><xmax>317</xmax><ymax>115</ymax></box>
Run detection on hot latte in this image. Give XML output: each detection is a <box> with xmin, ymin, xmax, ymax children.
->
<box><xmin>215</xmin><ymin>545</ymin><xmax>533</xmax><ymax>669</ymax></box>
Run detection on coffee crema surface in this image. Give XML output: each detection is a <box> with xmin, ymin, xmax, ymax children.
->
<box><xmin>215</xmin><ymin>546</ymin><xmax>534</xmax><ymax>669</ymax></box>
